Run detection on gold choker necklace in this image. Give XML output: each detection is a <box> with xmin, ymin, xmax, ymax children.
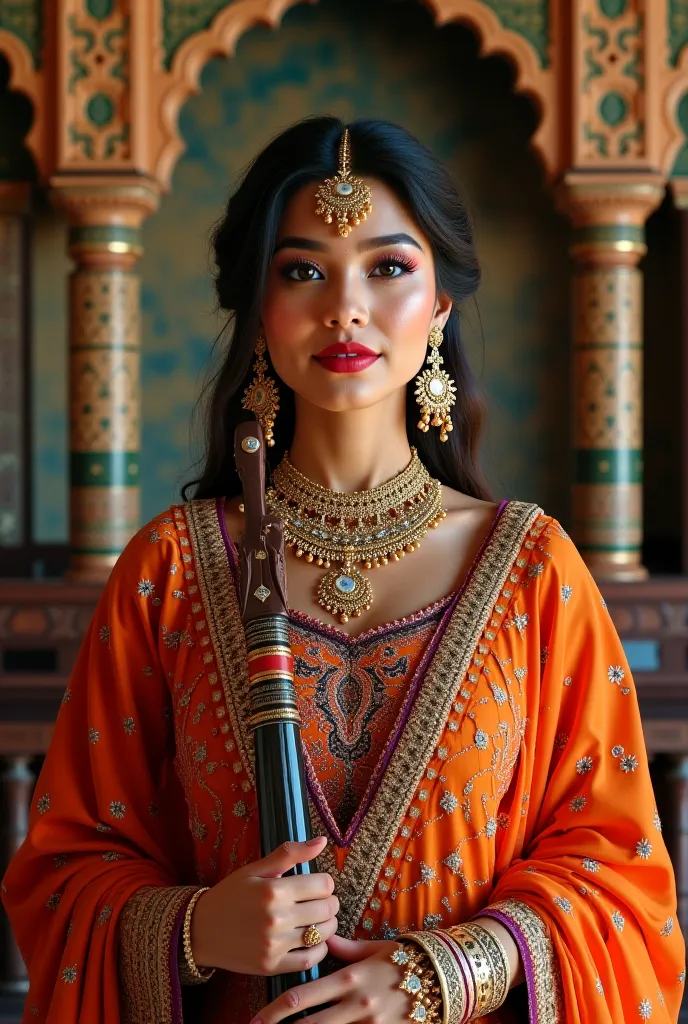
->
<box><xmin>266</xmin><ymin>449</ymin><xmax>446</xmax><ymax>623</ymax></box>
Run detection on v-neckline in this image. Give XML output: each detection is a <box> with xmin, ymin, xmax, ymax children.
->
<box><xmin>217</xmin><ymin>497</ymin><xmax>508</xmax><ymax>847</ymax></box>
<box><xmin>184</xmin><ymin>495</ymin><xmax>541</xmax><ymax>937</ymax></box>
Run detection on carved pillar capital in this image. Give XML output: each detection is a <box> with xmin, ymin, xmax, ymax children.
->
<box><xmin>49</xmin><ymin>178</ymin><xmax>159</xmax><ymax>582</ymax></box>
<box><xmin>556</xmin><ymin>173</ymin><xmax>665</xmax><ymax>264</ymax></box>
<box><xmin>556</xmin><ymin>172</ymin><xmax>665</xmax><ymax>582</ymax></box>
<box><xmin>49</xmin><ymin>177</ymin><xmax>159</xmax><ymax>268</ymax></box>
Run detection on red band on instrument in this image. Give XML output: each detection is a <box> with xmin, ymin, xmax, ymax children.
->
<box><xmin>247</xmin><ymin>652</ymin><xmax>294</xmax><ymax>682</ymax></box>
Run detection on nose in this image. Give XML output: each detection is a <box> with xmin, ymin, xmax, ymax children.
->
<box><xmin>323</xmin><ymin>273</ymin><xmax>369</xmax><ymax>330</ymax></box>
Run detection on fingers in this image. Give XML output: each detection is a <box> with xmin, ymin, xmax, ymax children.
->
<box><xmin>276</xmin><ymin>870</ymin><xmax>335</xmax><ymax>901</ymax></box>
<box><xmin>255</xmin><ymin>838</ymin><xmax>328</xmax><ymax>879</ymax></box>
<box><xmin>277</xmin><ymin>941</ymin><xmax>329</xmax><ymax>976</ymax></box>
<box><xmin>290</xmin><ymin>894</ymin><xmax>340</xmax><ymax>929</ymax></box>
<box><xmin>255</xmin><ymin>968</ymin><xmax>346</xmax><ymax>1023</ymax></box>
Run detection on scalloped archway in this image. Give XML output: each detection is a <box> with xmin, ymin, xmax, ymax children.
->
<box><xmin>0</xmin><ymin>29</ymin><xmax>44</xmax><ymax>179</ymax></box>
<box><xmin>150</xmin><ymin>0</ymin><xmax>558</xmax><ymax>192</ymax></box>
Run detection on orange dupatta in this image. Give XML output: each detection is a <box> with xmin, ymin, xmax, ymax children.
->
<box><xmin>2</xmin><ymin>499</ymin><xmax>684</xmax><ymax>1023</ymax></box>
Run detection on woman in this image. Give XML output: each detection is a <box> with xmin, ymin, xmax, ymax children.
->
<box><xmin>2</xmin><ymin>116</ymin><xmax>684</xmax><ymax>1024</ymax></box>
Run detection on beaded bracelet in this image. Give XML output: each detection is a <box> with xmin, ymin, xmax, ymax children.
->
<box><xmin>390</xmin><ymin>941</ymin><xmax>443</xmax><ymax>1022</ymax></box>
<box><xmin>181</xmin><ymin>887</ymin><xmax>216</xmax><ymax>984</ymax></box>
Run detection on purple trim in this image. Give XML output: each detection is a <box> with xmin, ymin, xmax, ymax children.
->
<box><xmin>480</xmin><ymin>908</ymin><xmax>538</xmax><ymax>1024</ymax></box>
<box><xmin>169</xmin><ymin>898</ymin><xmax>190</xmax><ymax>1024</ymax></box>
<box><xmin>215</xmin><ymin>496</ymin><xmax>510</xmax><ymax>847</ymax></box>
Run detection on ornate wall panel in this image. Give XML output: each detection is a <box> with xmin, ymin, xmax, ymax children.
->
<box><xmin>60</xmin><ymin>0</ymin><xmax>132</xmax><ymax>168</ymax></box>
<box><xmin>575</xmin><ymin>0</ymin><xmax>647</xmax><ymax>166</ymax></box>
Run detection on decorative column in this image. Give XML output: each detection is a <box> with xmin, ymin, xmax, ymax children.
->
<box><xmin>50</xmin><ymin>181</ymin><xmax>159</xmax><ymax>582</ymax></box>
<box><xmin>558</xmin><ymin>175</ymin><xmax>664</xmax><ymax>581</ymax></box>
<box><xmin>0</xmin><ymin>756</ymin><xmax>34</xmax><ymax>996</ymax></box>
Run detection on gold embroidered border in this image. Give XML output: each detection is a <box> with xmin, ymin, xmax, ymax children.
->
<box><xmin>119</xmin><ymin>884</ymin><xmax>200</xmax><ymax>1024</ymax></box>
<box><xmin>482</xmin><ymin>898</ymin><xmax>562</xmax><ymax>1024</ymax></box>
<box><xmin>186</xmin><ymin>499</ymin><xmax>256</xmax><ymax>784</ymax></box>
<box><xmin>329</xmin><ymin>501</ymin><xmax>541</xmax><ymax>935</ymax></box>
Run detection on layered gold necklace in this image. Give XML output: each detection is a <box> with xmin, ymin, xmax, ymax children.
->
<box><xmin>266</xmin><ymin>449</ymin><xmax>446</xmax><ymax>623</ymax></box>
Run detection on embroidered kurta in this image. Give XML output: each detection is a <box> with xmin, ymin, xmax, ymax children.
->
<box><xmin>2</xmin><ymin>499</ymin><xmax>684</xmax><ymax>1023</ymax></box>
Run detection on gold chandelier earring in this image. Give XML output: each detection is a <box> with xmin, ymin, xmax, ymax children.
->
<box><xmin>415</xmin><ymin>325</ymin><xmax>457</xmax><ymax>442</ymax></box>
<box><xmin>241</xmin><ymin>334</ymin><xmax>280</xmax><ymax>446</ymax></box>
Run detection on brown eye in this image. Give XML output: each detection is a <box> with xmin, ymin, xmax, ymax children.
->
<box><xmin>378</xmin><ymin>263</ymin><xmax>397</xmax><ymax>278</ymax></box>
<box><xmin>282</xmin><ymin>262</ymin><xmax>323</xmax><ymax>282</ymax></box>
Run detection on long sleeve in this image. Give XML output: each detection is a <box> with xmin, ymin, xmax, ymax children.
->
<box><xmin>482</xmin><ymin>524</ymin><xmax>685</xmax><ymax>1022</ymax></box>
<box><xmin>1</xmin><ymin>511</ymin><xmax>200</xmax><ymax>1023</ymax></box>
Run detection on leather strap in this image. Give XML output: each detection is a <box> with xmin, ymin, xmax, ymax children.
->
<box><xmin>234</xmin><ymin>420</ymin><xmax>289</xmax><ymax>620</ymax></box>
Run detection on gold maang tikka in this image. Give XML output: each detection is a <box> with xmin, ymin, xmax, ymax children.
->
<box><xmin>241</xmin><ymin>334</ymin><xmax>280</xmax><ymax>446</ymax></box>
<box><xmin>315</xmin><ymin>128</ymin><xmax>372</xmax><ymax>237</ymax></box>
<box><xmin>415</xmin><ymin>325</ymin><xmax>457</xmax><ymax>442</ymax></box>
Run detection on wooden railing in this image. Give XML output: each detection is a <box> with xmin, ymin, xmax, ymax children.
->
<box><xmin>1</xmin><ymin>576</ymin><xmax>687</xmax><ymax>1016</ymax></box>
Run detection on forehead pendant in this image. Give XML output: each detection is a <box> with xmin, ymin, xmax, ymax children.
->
<box><xmin>315</xmin><ymin>128</ymin><xmax>372</xmax><ymax>237</ymax></box>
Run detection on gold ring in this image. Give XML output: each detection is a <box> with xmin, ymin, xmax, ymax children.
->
<box><xmin>303</xmin><ymin>925</ymin><xmax>323</xmax><ymax>947</ymax></box>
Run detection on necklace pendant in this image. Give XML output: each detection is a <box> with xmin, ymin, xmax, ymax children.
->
<box><xmin>317</xmin><ymin>563</ymin><xmax>373</xmax><ymax>624</ymax></box>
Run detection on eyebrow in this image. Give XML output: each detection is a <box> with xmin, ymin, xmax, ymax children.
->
<box><xmin>273</xmin><ymin>232</ymin><xmax>424</xmax><ymax>255</ymax></box>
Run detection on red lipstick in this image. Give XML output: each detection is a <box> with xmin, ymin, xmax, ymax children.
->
<box><xmin>314</xmin><ymin>341</ymin><xmax>380</xmax><ymax>374</ymax></box>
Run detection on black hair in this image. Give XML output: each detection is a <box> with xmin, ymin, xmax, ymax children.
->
<box><xmin>181</xmin><ymin>115</ymin><xmax>491</xmax><ymax>501</ymax></box>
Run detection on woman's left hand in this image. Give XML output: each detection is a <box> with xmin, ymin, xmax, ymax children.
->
<box><xmin>252</xmin><ymin>933</ymin><xmax>413</xmax><ymax>1024</ymax></box>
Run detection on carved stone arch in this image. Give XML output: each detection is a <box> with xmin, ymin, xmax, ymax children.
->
<box><xmin>0</xmin><ymin>29</ymin><xmax>44</xmax><ymax>179</ymax></box>
<box><xmin>151</xmin><ymin>0</ymin><xmax>559</xmax><ymax>192</ymax></box>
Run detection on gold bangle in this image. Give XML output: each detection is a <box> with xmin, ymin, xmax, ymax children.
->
<box><xmin>445</xmin><ymin>923</ymin><xmax>510</xmax><ymax>1019</ymax></box>
<box><xmin>390</xmin><ymin>941</ymin><xmax>443</xmax><ymax>1022</ymax></box>
<box><xmin>182</xmin><ymin>887</ymin><xmax>215</xmax><ymax>983</ymax></box>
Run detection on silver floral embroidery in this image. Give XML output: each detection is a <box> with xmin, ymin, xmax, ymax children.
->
<box><xmin>62</xmin><ymin>966</ymin><xmax>77</xmax><ymax>984</ymax></box>
<box><xmin>653</xmin><ymin>809</ymin><xmax>662</xmax><ymax>832</ymax></box>
<box><xmin>46</xmin><ymin>893</ymin><xmax>61</xmax><ymax>911</ymax></box>
<box><xmin>122</xmin><ymin>717</ymin><xmax>135</xmax><ymax>735</ymax></box>
<box><xmin>109</xmin><ymin>800</ymin><xmax>126</xmax><ymax>819</ymax></box>
<box><xmin>443</xmin><ymin>852</ymin><xmax>463</xmax><ymax>874</ymax></box>
<box><xmin>608</xmin><ymin>665</ymin><xmax>625</xmax><ymax>686</ymax></box>
<box><xmin>475</xmin><ymin>730</ymin><xmax>488</xmax><ymax>750</ymax></box>
<box><xmin>424</xmin><ymin>913</ymin><xmax>442</xmax><ymax>929</ymax></box>
<box><xmin>97</xmin><ymin>904</ymin><xmax>113</xmax><ymax>926</ymax></box>
<box><xmin>505</xmin><ymin>610</ymin><xmax>529</xmax><ymax>636</ymax></box>
<box><xmin>561</xmin><ymin>585</ymin><xmax>573</xmax><ymax>604</ymax></box>
<box><xmin>576</xmin><ymin>756</ymin><xmax>593</xmax><ymax>774</ymax></box>
<box><xmin>582</xmin><ymin>858</ymin><xmax>600</xmax><ymax>873</ymax></box>
<box><xmin>89</xmin><ymin>728</ymin><xmax>100</xmax><ymax>744</ymax></box>
<box><xmin>570</xmin><ymin>796</ymin><xmax>587</xmax><ymax>812</ymax></box>
<box><xmin>99</xmin><ymin>625</ymin><xmax>110</xmax><ymax>643</ymax></box>
<box><xmin>660</xmin><ymin>918</ymin><xmax>674</xmax><ymax>937</ymax></box>
<box><xmin>636</xmin><ymin>838</ymin><xmax>652</xmax><ymax>860</ymax></box>
<box><xmin>490</xmin><ymin>684</ymin><xmax>508</xmax><ymax>705</ymax></box>
<box><xmin>596</xmin><ymin>977</ymin><xmax>604</xmax><ymax>995</ymax></box>
<box><xmin>620</xmin><ymin>754</ymin><xmax>639</xmax><ymax>773</ymax></box>
<box><xmin>420</xmin><ymin>863</ymin><xmax>437</xmax><ymax>884</ymax></box>
<box><xmin>36</xmin><ymin>794</ymin><xmax>50</xmax><ymax>815</ymax></box>
<box><xmin>553</xmin><ymin>896</ymin><xmax>573</xmax><ymax>915</ymax></box>
<box><xmin>485</xmin><ymin>817</ymin><xmax>497</xmax><ymax>838</ymax></box>
<box><xmin>638</xmin><ymin>998</ymin><xmax>652</xmax><ymax>1019</ymax></box>
<box><xmin>137</xmin><ymin>579</ymin><xmax>155</xmax><ymax>598</ymax></box>
<box><xmin>439</xmin><ymin>791</ymin><xmax>458</xmax><ymax>814</ymax></box>
<box><xmin>612</xmin><ymin>910</ymin><xmax>625</xmax><ymax>931</ymax></box>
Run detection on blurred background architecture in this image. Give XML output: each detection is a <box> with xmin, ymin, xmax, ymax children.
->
<box><xmin>1</xmin><ymin>0</ymin><xmax>688</xmax><ymax>1017</ymax></box>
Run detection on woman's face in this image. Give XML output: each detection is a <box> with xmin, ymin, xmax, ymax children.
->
<box><xmin>261</xmin><ymin>177</ymin><xmax>452</xmax><ymax>413</ymax></box>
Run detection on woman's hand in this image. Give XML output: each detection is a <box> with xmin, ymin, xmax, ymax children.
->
<box><xmin>190</xmin><ymin>836</ymin><xmax>338</xmax><ymax>976</ymax></box>
<box><xmin>252</xmin><ymin>934</ymin><xmax>411</xmax><ymax>1024</ymax></box>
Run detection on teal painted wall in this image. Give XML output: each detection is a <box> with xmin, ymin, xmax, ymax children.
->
<box><xmin>31</xmin><ymin>0</ymin><xmax>571</xmax><ymax>541</ymax></box>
